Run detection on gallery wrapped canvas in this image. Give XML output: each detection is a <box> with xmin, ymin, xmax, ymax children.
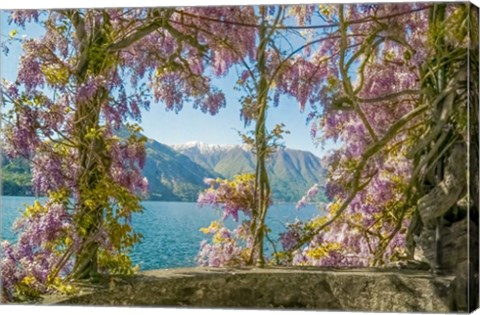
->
<box><xmin>0</xmin><ymin>1</ymin><xmax>478</xmax><ymax>313</ymax></box>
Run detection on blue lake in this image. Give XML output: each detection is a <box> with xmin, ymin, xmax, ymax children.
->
<box><xmin>1</xmin><ymin>196</ymin><xmax>322</xmax><ymax>270</ymax></box>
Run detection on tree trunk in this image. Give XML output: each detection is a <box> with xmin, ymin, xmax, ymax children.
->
<box><xmin>71</xmin><ymin>93</ymin><xmax>108</xmax><ymax>280</ymax></box>
<box><xmin>250</xmin><ymin>10</ymin><xmax>271</xmax><ymax>267</ymax></box>
<box><xmin>69</xmin><ymin>12</ymin><xmax>111</xmax><ymax>279</ymax></box>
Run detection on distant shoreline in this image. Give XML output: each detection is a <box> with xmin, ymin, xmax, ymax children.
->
<box><xmin>1</xmin><ymin>195</ymin><xmax>327</xmax><ymax>207</ymax></box>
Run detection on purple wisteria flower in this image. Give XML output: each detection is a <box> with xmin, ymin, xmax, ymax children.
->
<box><xmin>296</xmin><ymin>183</ymin><xmax>320</xmax><ymax>209</ymax></box>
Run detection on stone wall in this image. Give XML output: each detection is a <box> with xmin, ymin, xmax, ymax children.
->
<box><xmin>45</xmin><ymin>267</ymin><xmax>457</xmax><ymax>312</ymax></box>
<box><xmin>414</xmin><ymin>216</ymin><xmax>479</xmax><ymax>311</ymax></box>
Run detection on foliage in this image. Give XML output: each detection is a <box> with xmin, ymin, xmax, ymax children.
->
<box><xmin>1</xmin><ymin>200</ymin><xmax>72</xmax><ymax>301</ymax></box>
<box><xmin>230</xmin><ymin>5</ymin><xmax>330</xmax><ymax>266</ymax></box>
<box><xmin>1</xmin><ymin>3</ymin><xmax>476</xmax><ymax>301</ymax></box>
<box><xmin>280</xmin><ymin>3</ymin><xmax>476</xmax><ymax>267</ymax></box>
<box><xmin>2</xmin><ymin>157</ymin><xmax>33</xmax><ymax>196</ymax></box>
<box><xmin>1</xmin><ymin>7</ymin><xmax>256</xmax><ymax>300</ymax></box>
<box><xmin>197</xmin><ymin>220</ymin><xmax>253</xmax><ymax>267</ymax></box>
<box><xmin>197</xmin><ymin>174</ymin><xmax>264</xmax><ymax>266</ymax></box>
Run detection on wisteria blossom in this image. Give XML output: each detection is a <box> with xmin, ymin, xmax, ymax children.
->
<box><xmin>197</xmin><ymin>175</ymin><xmax>259</xmax><ymax>266</ymax></box>
<box><xmin>280</xmin><ymin>3</ymin><xmax>473</xmax><ymax>268</ymax></box>
<box><xmin>1</xmin><ymin>201</ymin><xmax>73</xmax><ymax>301</ymax></box>
<box><xmin>1</xmin><ymin>3</ymin><xmax>475</xmax><ymax>302</ymax></box>
<box><xmin>1</xmin><ymin>6</ymin><xmax>259</xmax><ymax>299</ymax></box>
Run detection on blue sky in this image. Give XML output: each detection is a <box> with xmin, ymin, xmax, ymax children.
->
<box><xmin>1</xmin><ymin>10</ymin><xmax>330</xmax><ymax>157</ymax></box>
<box><xmin>139</xmin><ymin>70</ymin><xmax>322</xmax><ymax>154</ymax></box>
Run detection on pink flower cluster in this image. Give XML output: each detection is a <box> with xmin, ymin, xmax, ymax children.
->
<box><xmin>282</xmin><ymin>3</ymin><xmax>431</xmax><ymax>267</ymax></box>
<box><xmin>296</xmin><ymin>184</ymin><xmax>320</xmax><ymax>209</ymax></box>
<box><xmin>1</xmin><ymin>201</ymin><xmax>74</xmax><ymax>300</ymax></box>
<box><xmin>197</xmin><ymin>222</ymin><xmax>250</xmax><ymax>267</ymax></box>
<box><xmin>197</xmin><ymin>176</ymin><xmax>258</xmax><ymax>266</ymax></box>
<box><xmin>198</xmin><ymin>176</ymin><xmax>256</xmax><ymax>222</ymax></box>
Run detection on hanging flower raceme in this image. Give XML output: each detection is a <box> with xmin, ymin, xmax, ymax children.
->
<box><xmin>197</xmin><ymin>174</ymin><xmax>259</xmax><ymax>266</ymax></box>
<box><xmin>198</xmin><ymin>174</ymin><xmax>257</xmax><ymax>222</ymax></box>
<box><xmin>2</xmin><ymin>6</ymin><xmax>260</xmax><ymax>295</ymax></box>
<box><xmin>280</xmin><ymin>3</ymin><xmax>432</xmax><ymax>267</ymax></box>
<box><xmin>1</xmin><ymin>200</ymin><xmax>75</xmax><ymax>301</ymax></box>
<box><xmin>197</xmin><ymin>221</ymin><xmax>252</xmax><ymax>267</ymax></box>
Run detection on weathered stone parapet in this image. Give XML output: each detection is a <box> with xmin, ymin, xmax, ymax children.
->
<box><xmin>44</xmin><ymin>267</ymin><xmax>457</xmax><ymax>312</ymax></box>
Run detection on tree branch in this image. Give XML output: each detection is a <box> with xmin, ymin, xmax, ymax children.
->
<box><xmin>356</xmin><ymin>90</ymin><xmax>424</xmax><ymax>104</ymax></box>
<box><xmin>108</xmin><ymin>18</ymin><xmax>164</xmax><ymax>51</ymax></box>
<box><xmin>173</xmin><ymin>6</ymin><xmax>431</xmax><ymax>31</ymax></box>
<box><xmin>290</xmin><ymin>102</ymin><xmax>429</xmax><ymax>252</ymax></box>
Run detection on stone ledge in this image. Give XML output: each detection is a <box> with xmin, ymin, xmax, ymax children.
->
<box><xmin>43</xmin><ymin>267</ymin><xmax>456</xmax><ymax>312</ymax></box>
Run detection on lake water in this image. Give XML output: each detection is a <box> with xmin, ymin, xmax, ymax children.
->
<box><xmin>1</xmin><ymin>196</ymin><xmax>322</xmax><ymax>270</ymax></box>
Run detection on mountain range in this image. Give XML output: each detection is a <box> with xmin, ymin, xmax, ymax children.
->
<box><xmin>170</xmin><ymin>141</ymin><xmax>326</xmax><ymax>202</ymax></box>
<box><xmin>2</xmin><ymin>138</ymin><xmax>326</xmax><ymax>203</ymax></box>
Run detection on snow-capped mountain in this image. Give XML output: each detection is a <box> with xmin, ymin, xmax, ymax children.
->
<box><xmin>171</xmin><ymin>141</ymin><xmax>239</xmax><ymax>154</ymax></box>
<box><xmin>170</xmin><ymin>141</ymin><xmax>326</xmax><ymax>202</ymax></box>
<box><xmin>170</xmin><ymin>142</ymin><xmax>247</xmax><ymax>173</ymax></box>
